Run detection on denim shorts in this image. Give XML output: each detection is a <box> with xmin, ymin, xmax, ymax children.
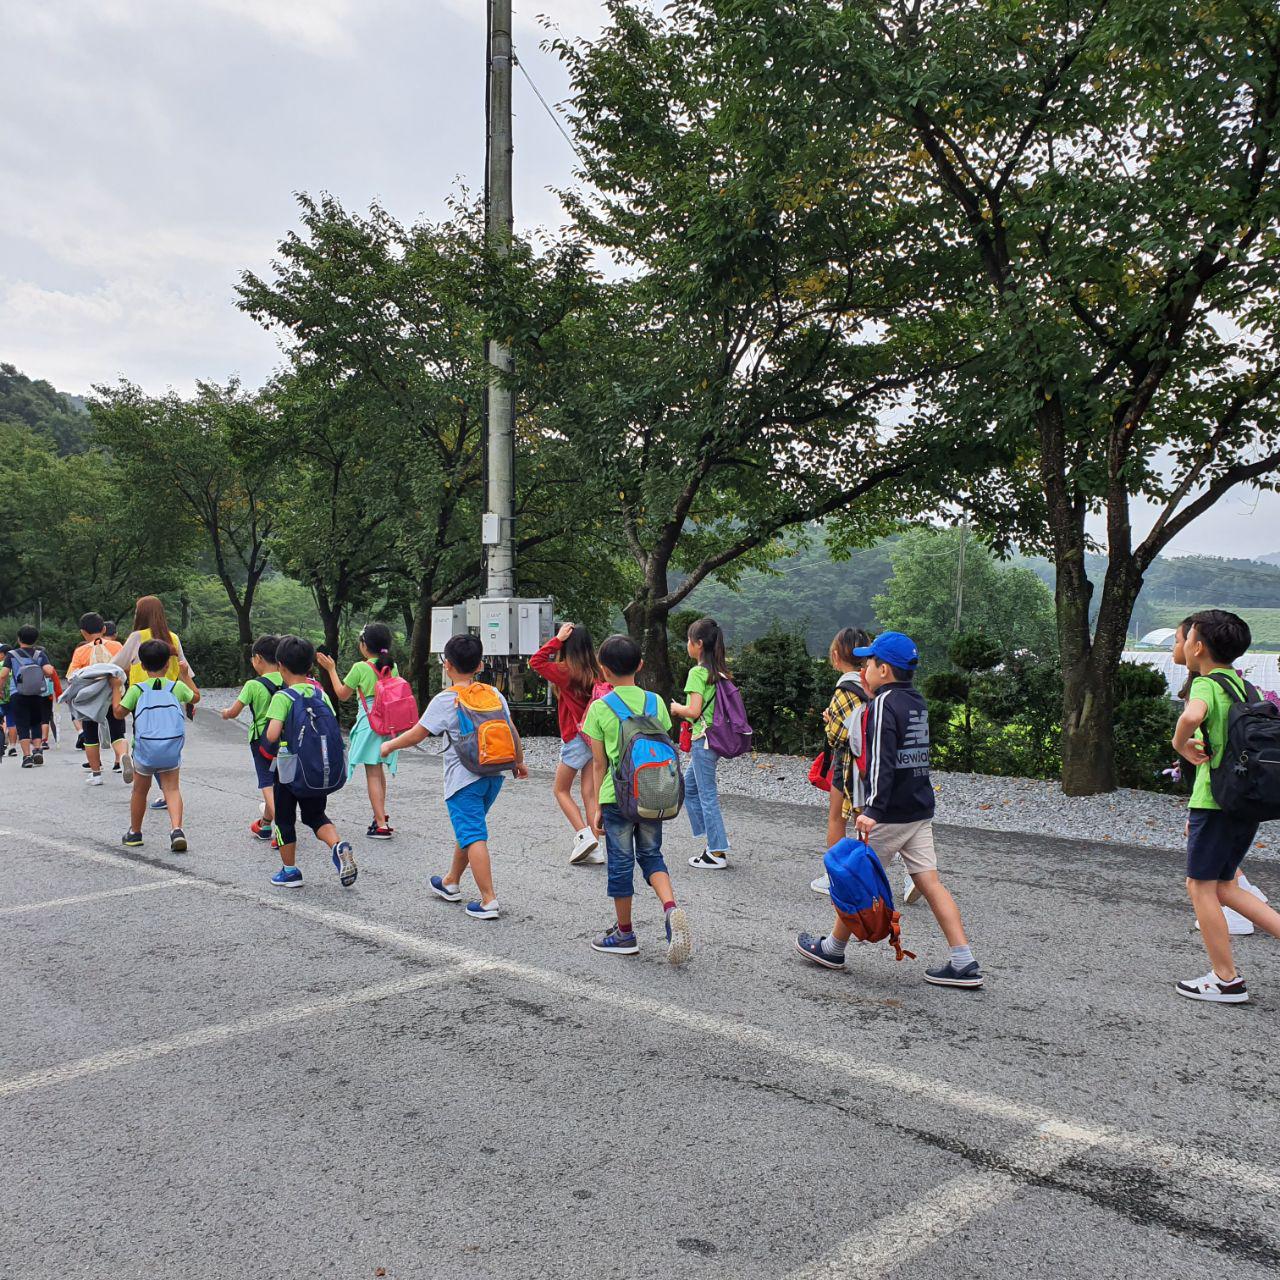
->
<box><xmin>1186</xmin><ymin>808</ymin><xmax>1259</xmax><ymax>881</ymax></box>
<box><xmin>601</xmin><ymin>803</ymin><xmax>668</xmax><ymax>899</ymax></box>
<box><xmin>445</xmin><ymin>775</ymin><xmax>505</xmax><ymax>849</ymax></box>
<box><xmin>559</xmin><ymin>733</ymin><xmax>592</xmax><ymax>770</ymax></box>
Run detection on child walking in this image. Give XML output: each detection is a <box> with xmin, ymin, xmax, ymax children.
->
<box><xmin>220</xmin><ymin>634</ymin><xmax>283</xmax><ymax>841</ymax></box>
<box><xmin>530</xmin><ymin>621</ymin><xmax>607</xmax><ymax>865</ymax></box>
<box><xmin>1169</xmin><ymin>617</ymin><xmax>1269</xmax><ymax>937</ymax></box>
<box><xmin>316</xmin><ymin>623</ymin><xmax>401</xmax><ymax>840</ymax></box>
<box><xmin>583</xmin><ymin>635</ymin><xmax>692</xmax><ymax>963</ymax></box>
<box><xmin>258</xmin><ymin>635</ymin><xmax>356</xmax><ymax>890</ymax></box>
<box><xmin>66</xmin><ymin>612</ymin><xmax>127</xmax><ymax>786</ymax></box>
<box><xmin>381</xmin><ymin>633</ymin><xmax>527</xmax><ymax>919</ymax></box>
<box><xmin>1172</xmin><ymin>610</ymin><xmax>1280</xmax><ymax>1003</ymax></box>
<box><xmin>812</xmin><ymin>627</ymin><xmax>872</xmax><ymax>896</ymax></box>
<box><xmin>1</xmin><ymin>626</ymin><xmax>57</xmax><ymax>767</ymax></box>
<box><xmin>672</xmin><ymin>616</ymin><xmax>732</xmax><ymax>869</ymax></box>
<box><xmin>111</xmin><ymin>640</ymin><xmax>199</xmax><ymax>851</ymax></box>
<box><xmin>796</xmin><ymin>631</ymin><xmax>984</xmax><ymax>987</ymax></box>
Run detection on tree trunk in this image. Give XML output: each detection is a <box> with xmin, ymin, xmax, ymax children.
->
<box><xmin>1059</xmin><ymin>651</ymin><xmax>1116</xmax><ymax>796</ymax></box>
<box><xmin>408</xmin><ymin>576</ymin><xmax>436</xmax><ymax>704</ymax></box>
<box><xmin>232</xmin><ymin>600</ymin><xmax>254</xmax><ymax>681</ymax></box>
<box><xmin>625</xmin><ymin>599</ymin><xmax>674</xmax><ymax>702</ymax></box>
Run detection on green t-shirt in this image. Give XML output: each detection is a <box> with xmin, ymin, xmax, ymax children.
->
<box><xmin>266</xmin><ymin>682</ymin><xmax>336</xmax><ymax>751</ymax></box>
<box><xmin>684</xmin><ymin>665</ymin><xmax>717</xmax><ymax>738</ymax></box>
<box><xmin>1189</xmin><ymin>669</ymin><xmax>1246</xmax><ymax>810</ymax></box>
<box><xmin>236</xmin><ymin>671</ymin><xmax>284</xmax><ymax>739</ymax></box>
<box><xmin>344</xmin><ymin>660</ymin><xmax>400</xmax><ymax>703</ymax></box>
<box><xmin>120</xmin><ymin>678</ymin><xmax>195</xmax><ymax>714</ymax></box>
<box><xmin>582</xmin><ymin>685</ymin><xmax>674</xmax><ymax>807</ymax></box>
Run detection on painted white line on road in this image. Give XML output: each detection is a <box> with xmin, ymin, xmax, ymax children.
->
<box><xmin>0</xmin><ymin>964</ymin><xmax>483</xmax><ymax>1100</ymax></box>
<box><xmin>0</xmin><ymin>878</ymin><xmax>192</xmax><ymax>917</ymax></box>
<box><xmin>785</xmin><ymin>1123</ymin><xmax>1102</xmax><ymax>1280</ymax></box>
<box><xmin>10</xmin><ymin>831</ymin><xmax>1280</xmax><ymax>1200</ymax></box>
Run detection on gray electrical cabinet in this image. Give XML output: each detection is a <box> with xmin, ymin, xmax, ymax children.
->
<box><xmin>430</xmin><ymin>605</ymin><xmax>469</xmax><ymax>653</ymax></box>
<box><xmin>432</xmin><ymin>597</ymin><xmax>554</xmax><ymax>657</ymax></box>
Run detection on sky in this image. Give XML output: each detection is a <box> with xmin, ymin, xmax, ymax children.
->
<box><xmin>0</xmin><ymin>0</ymin><xmax>1275</xmax><ymax>560</ymax></box>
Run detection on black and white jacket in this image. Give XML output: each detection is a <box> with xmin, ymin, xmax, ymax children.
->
<box><xmin>862</xmin><ymin>682</ymin><xmax>936</xmax><ymax>825</ymax></box>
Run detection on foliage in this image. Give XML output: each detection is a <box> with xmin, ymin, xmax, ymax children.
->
<box><xmin>732</xmin><ymin>626</ymin><xmax>829</xmax><ymax>755</ymax></box>
<box><xmin>875</xmin><ymin>528</ymin><xmax>1058</xmax><ymax>671</ymax></box>
<box><xmin>0</xmin><ymin>363</ymin><xmax>90</xmax><ymax>455</ymax></box>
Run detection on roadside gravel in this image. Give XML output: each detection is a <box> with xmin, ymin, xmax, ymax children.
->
<box><xmin>196</xmin><ymin>689</ymin><xmax>1275</xmax><ymax>859</ymax></box>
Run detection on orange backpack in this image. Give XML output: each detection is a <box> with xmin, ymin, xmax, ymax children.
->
<box><xmin>451</xmin><ymin>683</ymin><xmax>518</xmax><ymax>775</ymax></box>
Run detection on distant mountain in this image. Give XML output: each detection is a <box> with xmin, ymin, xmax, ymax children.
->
<box><xmin>1259</xmin><ymin>552</ymin><xmax>1280</xmax><ymax>568</ymax></box>
<box><xmin>0</xmin><ymin>362</ymin><xmax>91</xmax><ymax>455</ymax></box>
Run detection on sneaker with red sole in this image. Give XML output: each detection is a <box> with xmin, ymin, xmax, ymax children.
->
<box><xmin>249</xmin><ymin>819</ymin><xmax>274</xmax><ymax>842</ymax></box>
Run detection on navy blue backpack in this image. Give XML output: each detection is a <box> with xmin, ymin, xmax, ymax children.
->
<box><xmin>275</xmin><ymin>685</ymin><xmax>347</xmax><ymax>797</ymax></box>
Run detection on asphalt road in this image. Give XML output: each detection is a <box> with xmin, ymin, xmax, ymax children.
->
<box><xmin>2</xmin><ymin>713</ymin><xmax>1278</xmax><ymax>1279</ymax></box>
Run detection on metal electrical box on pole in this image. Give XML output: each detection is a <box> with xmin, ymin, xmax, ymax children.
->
<box><xmin>430</xmin><ymin>0</ymin><xmax>553</xmax><ymax>661</ymax></box>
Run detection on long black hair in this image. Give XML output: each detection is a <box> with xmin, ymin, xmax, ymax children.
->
<box><xmin>360</xmin><ymin>622</ymin><xmax>395</xmax><ymax>673</ymax></box>
<box><xmin>560</xmin><ymin>624</ymin><xmax>601</xmax><ymax>699</ymax></box>
<box><xmin>688</xmin><ymin>616</ymin><xmax>728</xmax><ymax>683</ymax></box>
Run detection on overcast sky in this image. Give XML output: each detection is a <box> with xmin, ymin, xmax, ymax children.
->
<box><xmin>1</xmin><ymin>0</ymin><xmax>1275</xmax><ymax>559</ymax></box>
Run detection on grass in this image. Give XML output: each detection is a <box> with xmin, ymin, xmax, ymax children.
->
<box><xmin>1145</xmin><ymin>605</ymin><xmax>1280</xmax><ymax>650</ymax></box>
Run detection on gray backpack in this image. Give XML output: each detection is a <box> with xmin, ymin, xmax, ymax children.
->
<box><xmin>10</xmin><ymin>648</ymin><xmax>46</xmax><ymax>696</ymax></box>
<box><xmin>604</xmin><ymin>691</ymin><xmax>684</xmax><ymax>821</ymax></box>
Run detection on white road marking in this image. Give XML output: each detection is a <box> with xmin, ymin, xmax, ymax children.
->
<box><xmin>0</xmin><ymin>878</ymin><xmax>191</xmax><ymax>917</ymax></box>
<box><xmin>5</xmin><ymin>831</ymin><xmax>1279</xmax><ymax>1201</ymax></box>
<box><xmin>0</xmin><ymin>964</ymin><xmax>483</xmax><ymax>1099</ymax></box>
<box><xmin>785</xmin><ymin>1123</ymin><xmax>1102</xmax><ymax>1279</ymax></box>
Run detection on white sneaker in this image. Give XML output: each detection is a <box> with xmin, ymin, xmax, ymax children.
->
<box><xmin>585</xmin><ymin>847</ymin><xmax>606</xmax><ymax>865</ymax></box>
<box><xmin>810</xmin><ymin>872</ymin><xmax>832</xmax><ymax>896</ymax></box>
<box><xmin>689</xmin><ymin>849</ymin><xmax>728</xmax><ymax>869</ymax></box>
<box><xmin>1176</xmin><ymin>969</ymin><xmax>1249</xmax><ymax>1003</ymax></box>
<box><xmin>904</xmin><ymin>875</ymin><xmax>923</xmax><ymax>905</ymax></box>
<box><xmin>85</xmin><ymin>772</ymin><xmax>103</xmax><ymax>787</ymax></box>
<box><xmin>569</xmin><ymin>828</ymin><xmax>599</xmax><ymax>865</ymax></box>
<box><xmin>1239</xmin><ymin>875</ymin><xmax>1268</xmax><ymax>904</ymax></box>
<box><xmin>1195</xmin><ymin>907</ymin><xmax>1255</xmax><ymax>936</ymax></box>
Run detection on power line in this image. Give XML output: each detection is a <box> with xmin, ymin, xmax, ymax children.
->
<box><xmin>513</xmin><ymin>49</ymin><xmax>586</xmax><ymax>166</ymax></box>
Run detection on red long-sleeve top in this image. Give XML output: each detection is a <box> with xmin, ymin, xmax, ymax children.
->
<box><xmin>530</xmin><ymin>637</ymin><xmax>596</xmax><ymax>743</ymax></box>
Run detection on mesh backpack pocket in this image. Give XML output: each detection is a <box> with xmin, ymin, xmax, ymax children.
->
<box><xmin>605</xmin><ymin>691</ymin><xmax>684</xmax><ymax>822</ymax></box>
<box><xmin>276</xmin><ymin>686</ymin><xmax>347</xmax><ymax>796</ymax></box>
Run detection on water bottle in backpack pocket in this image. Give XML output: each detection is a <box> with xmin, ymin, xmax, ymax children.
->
<box><xmin>275</xmin><ymin>687</ymin><xmax>347</xmax><ymax>796</ymax></box>
<box><xmin>605</xmin><ymin>691</ymin><xmax>684</xmax><ymax>822</ymax></box>
<box><xmin>1206</xmin><ymin>673</ymin><xmax>1280</xmax><ymax>822</ymax></box>
<box><xmin>132</xmin><ymin>679</ymin><xmax>187</xmax><ymax>773</ymax></box>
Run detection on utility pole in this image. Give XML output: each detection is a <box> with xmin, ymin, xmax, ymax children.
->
<box><xmin>954</xmin><ymin>522</ymin><xmax>967</xmax><ymax>632</ymax></box>
<box><xmin>484</xmin><ymin>0</ymin><xmax>516</xmax><ymax>597</ymax></box>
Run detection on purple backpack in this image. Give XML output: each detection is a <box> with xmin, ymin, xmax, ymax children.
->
<box><xmin>704</xmin><ymin>677</ymin><xmax>753</xmax><ymax>758</ymax></box>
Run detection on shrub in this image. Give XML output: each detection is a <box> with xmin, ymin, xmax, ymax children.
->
<box><xmin>733</xmin><ymin>625</ymin><xmax>828</xmax><ymax>755</ymax></box>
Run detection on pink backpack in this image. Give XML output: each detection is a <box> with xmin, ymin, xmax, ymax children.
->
<box><xmin>359</xmin><ymin>665</ymin><xmax>420</xmax><ymax>737</ymax></box>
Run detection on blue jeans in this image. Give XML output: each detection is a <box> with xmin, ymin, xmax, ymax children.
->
<box><xmin>685</xmin><ymin>737</ymin><xmax>728</xmax><ymax>852</ymax></box>
<box><xmin>601</xmin><ymin>803</ymin><xmax>668</xmax><ymax>899</ymax></box>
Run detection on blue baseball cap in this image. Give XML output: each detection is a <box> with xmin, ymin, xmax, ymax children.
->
<box><xmin>853</xmin><ymin>631</ymin><xmax>919</xmax><ymax>669</ymax></box>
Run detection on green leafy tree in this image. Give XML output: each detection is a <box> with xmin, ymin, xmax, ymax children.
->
<box><xmin>92</xmin><ymin>381</ymin><xmax>280</xmax><ymax>669</ymax></box>
<box><xmin>875</xmin><ymin>528</ymin><xmax>1058</xmax><ymax>671</ymax></box>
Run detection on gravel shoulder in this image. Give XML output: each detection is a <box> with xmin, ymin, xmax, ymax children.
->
<box><xmin>197</xmin><ymin>688</ymin><xmax>1275</xmax><ymax>859</ymax></box>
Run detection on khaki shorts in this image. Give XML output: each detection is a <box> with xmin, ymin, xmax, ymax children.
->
<box><xmin>867</xmin><ymin>819</ymin><xmax>937</xmax><ymax>876</ymax></box>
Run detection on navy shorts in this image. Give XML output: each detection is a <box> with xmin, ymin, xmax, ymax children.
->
<box><xmin>1186</xmin><ymin>808</ymin><xmax>1259</xmax><ymax>881</ymax></box>
<box><xmin>249</xmin><ymin>738</ymin><xmax>274</xmax><ymax>789</ymax></box>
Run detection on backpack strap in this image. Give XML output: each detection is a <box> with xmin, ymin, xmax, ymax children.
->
<box><xmin>1206</xmin><ymin>672</ymin><xmax>1256</xmax><ymax>704</ymax></box>
<box><xmin>643</xmin><ymin>691</ymin><xmax>658</xmax><ymax>718</ymax></box>
<box><xmin>603</xmin><ymin>691</ymin><xmax>633</xmax><ymax>722</ymax></box>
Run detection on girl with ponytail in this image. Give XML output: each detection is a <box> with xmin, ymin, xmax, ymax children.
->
<box><xmin>671</xmin><ymin>616</ymin><xmax>732</xmax><ymax>870</ymax></box>
<box><xmin>317</xmin><ymin>621</ymin><xmax>400</xmax><ymax>839</ymax></box>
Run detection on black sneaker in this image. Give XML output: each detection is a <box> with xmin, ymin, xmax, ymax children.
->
<box><xmin>82</xmin><ymin>761</ymin><xmax>93</xmax><ymax>770</ymax></box>
<box><xmin>21</xmin><ymin>756</ymin><xmax>34</xmax><ymax>769</ymax></box>
<box><xmin>75</xmin><ymin>732</ymin><xmax>86</xmax><ymax>751</ymax></box>
<box><xmin>924</xmin><ymin>960</ymin><xmax>984</xmax><ymax>988</ymax></box>
<box><xmin>366</xmin><ymin>821</ymin><xmax>393</xmax><ymax>840</ymax></box>
<box><xmin>122</xmin><ymin>830</ymin><xmax>143</xmax><ymax>847</ymax></box>
<box><xmin>170</xmin><ymin>828</ymin><xmax>188</xmax><ymax>853</ymax></box>
<box><xmin>31</xmin><ymin>750</ymin><xmax>44</xmax><ymax>767</ymax></box>
<box><xmin>112</xmin><ymin>762</ymin><xmax>122</xmax><ymax>773</ymax></box>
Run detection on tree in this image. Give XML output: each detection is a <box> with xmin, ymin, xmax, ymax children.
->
<box><xmin>92</xmin><ymin>381</ymin><xmax>280</xmax><ymax>669</ymax></box>
<box><xmin>729</xmin><ymin>0</ymin><xmax>1280</xmax><ymax>791</ymax></box>
<box><xmin>874</xmin><ymin>527</ymin><xmax>1058</xmax><ymax>671</ymax></box>
<box><xmin>544</xmin><ymin>7</ymin><xmax>952</xmax><ymax>694</ymax></box>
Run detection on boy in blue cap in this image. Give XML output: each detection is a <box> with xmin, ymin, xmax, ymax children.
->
<box><xmin>796</xmin><ymin>630</ymin><xmax>984</xmax><ymax>988</ymax></box>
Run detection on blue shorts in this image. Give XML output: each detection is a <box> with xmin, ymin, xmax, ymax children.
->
<box><xmin>1186</xmin><ymin>808</ymin><xmax>1259</xmax><ymax>881</ymax></box>
<box><xmin>249</xmin><ymin>738</ymin><xmax>275</xmax><ymax>789</ymax></box>
<box><xmin>601</xmin><ymin>803</ymin><xmax>668</xmax><ymax>899</ymax></box>
<box><xmin>445</xmin><ymin>775</ymin><xmax>505</xmax><ymax>849</ymax></box>
<box><xmin>559</xmin><ymin>733</ymin><xmax>592</xmax><ymax>770</ymax></box>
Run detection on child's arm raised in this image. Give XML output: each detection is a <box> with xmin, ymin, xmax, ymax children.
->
<box><xmin>221</xmin><ymin>698</ymin><xmax>247</xmax><ymax>721</ymax></box>
<box><xmin>314</xmin><ymin>651</ymin><xmax>355</xmax><ymax>702</ymax></box>
<box><xmin>381</xmin><ymin>723</ymin><xmax>429</xmax><ymax>757</ymax></box>
<box><xmin>1173</xmin><ymin>698</ymin><xmax>1210</xmax><ymax>766</ymax></box>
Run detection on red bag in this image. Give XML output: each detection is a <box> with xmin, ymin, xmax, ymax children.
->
<box><xmin>678</xmin><ymin>721</ymin><xmax>693</xmax><ymax>753</ymax></box>
<box><xmin>808</xmin><ymin>749</ymin><xmax>832</xmax><ymax>791</ymax></box>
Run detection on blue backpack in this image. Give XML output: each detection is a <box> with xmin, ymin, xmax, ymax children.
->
<box><xmin>132</xmin><ymin>679</ymin><xmax>187</xmax><ymax>773</ymax></box>
<box><xmin>824</xmin><ymin>837</ymin><xmax>914</xmax><ymax>961</ymax></box>
<box><xmin>604</xmin><ymin>690</ymin><xmax>684</xmax><ymax>821</ymax></box>
<box><xmin>275</xmin><ymin>685</ymin><xmax>347</xmax><ymax>797</ymax></box>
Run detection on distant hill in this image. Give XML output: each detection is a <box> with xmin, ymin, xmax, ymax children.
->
<box><xmin>0</xmin><ymin>363</ymin><xmax>91</xmax><ymax>455</ymax></box>
<box><xmin>1259</xmin><ymin>552</ymin><xmax>1280</xmax><ymax>568</ymax></box>
<box><xmin>689</xmin><ymin>531</ymin><xmax>1280</xmax><ymax>653</ymax></box>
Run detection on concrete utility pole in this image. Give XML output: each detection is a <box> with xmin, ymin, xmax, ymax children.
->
<box><xmin>484</xmin><ymin>0</ymin><xmax>516</xmax><ymax>597</ymax></box>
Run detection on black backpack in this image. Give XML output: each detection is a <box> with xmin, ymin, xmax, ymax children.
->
<box><xmin>1206</xmin><ymin>673</ymin><xmax>1280</xmax><ymax>822</ymax></box>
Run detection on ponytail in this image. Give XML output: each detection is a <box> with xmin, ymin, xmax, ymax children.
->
<box><xmin>360</xmin><ymin>622</ymin><xmax>395</xmax><ymax>672</ymax></box>
<box><xmin>688</xmin><ymin>616</ymin><xmax>728</xmax><ymax>683</ymax></box>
